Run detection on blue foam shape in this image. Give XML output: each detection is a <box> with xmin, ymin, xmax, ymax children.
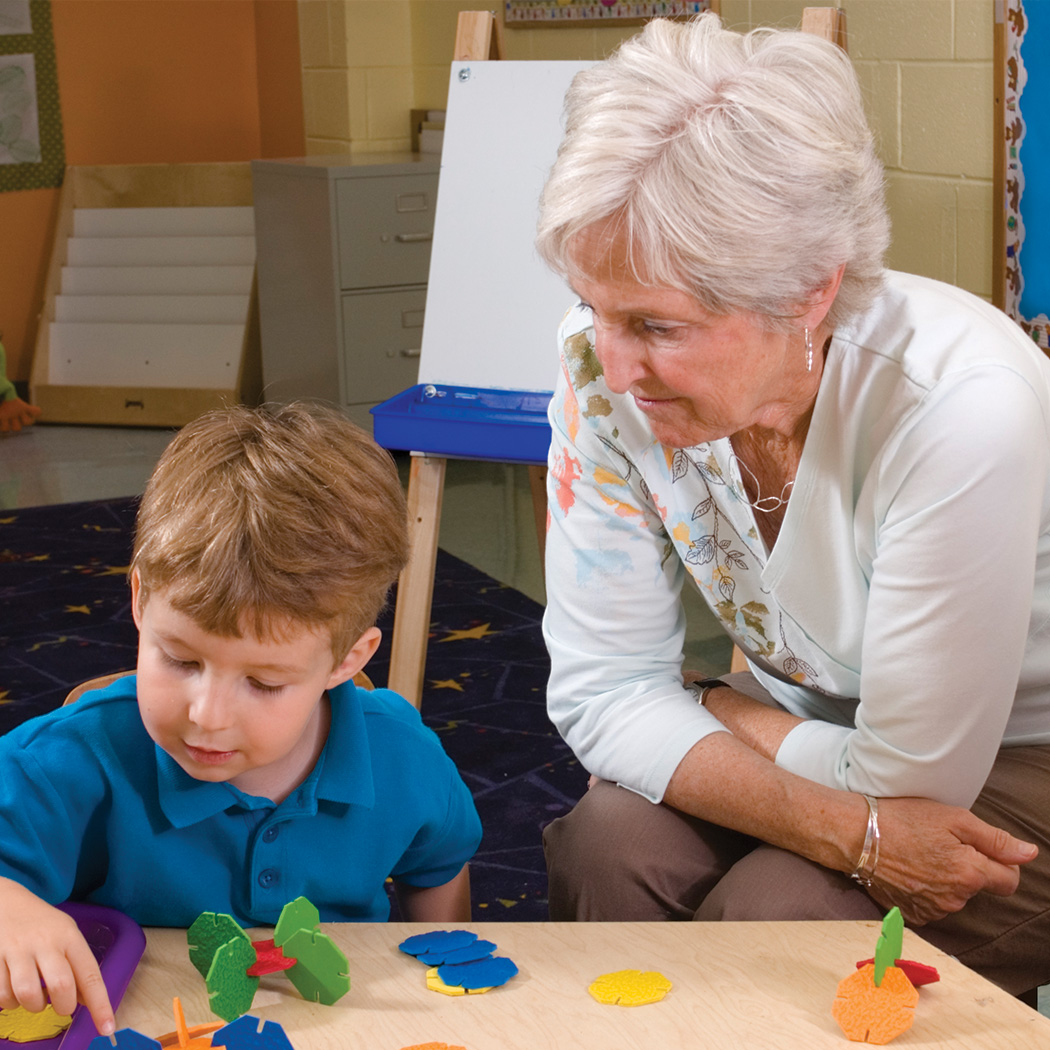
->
<box><xmin>398</xmin><ymin>929</ymin><xmax>478</xmax><ymax>958</ymax></box>
<box><xmin>437</xmin><ymin>955</ymin><xmax>519</xmax><ymax>990</ymax></box>
<box><xmin>87</xmin><ymin>1030</ymin><xmax>160</xmax><ymax>1050</ymax></box>
<box><xmin>213</xmin><ymin>1015</ymin><xmax>295</xmax><ymax>1050</ymax></box>
<box><xmin>418</xmin><ymin>939</ymin><xmax>498</xmax><ymax>965</ymax></box>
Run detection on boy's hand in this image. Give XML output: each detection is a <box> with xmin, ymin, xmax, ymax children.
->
<box><xmin>0</xmin><ymin>878</ymin><xmax>115</xmax><ymax>1035</ymax></box>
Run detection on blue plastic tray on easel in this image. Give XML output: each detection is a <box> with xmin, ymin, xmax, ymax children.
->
<box><xmin>371</xmin><ymin>383</ymin><xmax>553</xmax><ymax>464</ymax></box>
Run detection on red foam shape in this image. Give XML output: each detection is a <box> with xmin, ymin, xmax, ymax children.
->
<box><xmin>856</xmin><ymin>957</ymin><xmax>940</xmax><ymax>987</ymax></box>
<box><xmin>248</xmin><ymin>939</ymin><xmax>297</xmax><ymax>976</ymax></box>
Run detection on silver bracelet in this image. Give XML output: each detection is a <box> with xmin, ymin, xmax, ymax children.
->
<box><xmin>686</xmin><ymin>678</ymin><xmax>729</xmax><ymax>707</ymax></box>
<box><xmin>851</xmin><ymin>794</ymin><xmax>880</xmax><ymax>888</ymax></box>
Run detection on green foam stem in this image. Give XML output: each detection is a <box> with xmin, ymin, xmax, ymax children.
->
<box><xmin>874</xmin><ymin>907</ymin><xmax>904</xmax><ymax>987</ymax></box>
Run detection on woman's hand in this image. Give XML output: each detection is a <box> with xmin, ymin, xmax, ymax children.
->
<box><xmin>0</xmin><ymin>878</ymin><xmax>115</xmax><ymax>1036</ymax></box>
<box><xmin>664</xmin><ymin>733</ymin><xmax>1038</xmax><ymax>927</ymax></box>
<box><xmin>866</xmin><ymin>798</ymin><xmax>1037</xmax><ymax>926</ymax></box>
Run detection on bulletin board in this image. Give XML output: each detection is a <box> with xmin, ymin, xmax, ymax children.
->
<box><xmin>0</xmin><ymin>0</ymin><xmax>64</xmax><ymax>191</ymax></box>
<box><xmin>997</xmin><ymin>0</ymin><xmax>1050</xmax><ymax>349</ymax></box>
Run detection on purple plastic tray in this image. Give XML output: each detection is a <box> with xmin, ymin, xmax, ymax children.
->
<box><xmin>0</xmin><ymin>902</ymin><xmax>146</xmax><ymax>1050</ymax></box>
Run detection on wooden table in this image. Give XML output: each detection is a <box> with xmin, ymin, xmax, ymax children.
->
<box><xmin>116</xmin><ymin>921</ymin><xmax>1049</xmax><ymax>1050</ymax></box>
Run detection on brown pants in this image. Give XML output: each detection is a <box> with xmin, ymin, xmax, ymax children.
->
<box><xmin>543</xmin><ymin>745</ymin><xmax>1050</xmax><ymax>996</ymax></box>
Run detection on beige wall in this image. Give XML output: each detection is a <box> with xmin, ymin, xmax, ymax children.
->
<box><xmin>297</xmin><ymin>0</ymin><xmax>995</xmax><ymax>300</ymax></box>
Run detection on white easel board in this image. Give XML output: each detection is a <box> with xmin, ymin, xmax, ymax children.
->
<box><xmin>418</xmin><ymin>60</ymin><xmax>593</xmax><ymax>394</ymax></box>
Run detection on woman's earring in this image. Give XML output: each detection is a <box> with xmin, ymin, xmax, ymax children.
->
<box><xmin>804</xmin><ymin>326</ymin><xmax>814</xmax><ymax>372</ymax></box>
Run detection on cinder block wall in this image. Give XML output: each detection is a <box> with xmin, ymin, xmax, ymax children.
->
<box><xmin>296</xmin><ymin>0</ymin><xmax>995</xmax><ymax>301</ymax></box>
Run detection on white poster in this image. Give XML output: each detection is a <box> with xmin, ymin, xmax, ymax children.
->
<box><xmin>0</xmin><ymin>52</ymin><xmax>40</xmax><ymax>164</ymax></box>
<box><xmin>0</xmin><ymin>2</ymin><xmax>32</xmax><ymax>36</ymax></box>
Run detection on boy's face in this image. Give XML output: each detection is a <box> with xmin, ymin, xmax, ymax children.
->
<box><xmin>130</xmin><ymin>571</ymin><xmax>379</xmax><ymax>803</ymax></box>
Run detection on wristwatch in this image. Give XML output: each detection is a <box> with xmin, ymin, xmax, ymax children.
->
<box><xmin>686</xmin><ymin>678</ymin><xmax>730</xmax><ymax>706</ymax></box>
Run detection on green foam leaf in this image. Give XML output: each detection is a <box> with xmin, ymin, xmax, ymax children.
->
<box><xmin>273</xmin><ymin>896</ymin><xmax>320</xmax><ymax>949</ymax></box>
<box><xmin>188</xmin><ymin>912</ymin><xmax>251</xmax><ymax>980</ymax></box>
<box><xmin>206</xmin><ymin>936</ymin><xmax>259</xmax><ymax>1022</ymax></box>
<box><xmin>282</xmin><ymin>928</ymin><xmax>350</xmax><ymax>1005</ymax></box>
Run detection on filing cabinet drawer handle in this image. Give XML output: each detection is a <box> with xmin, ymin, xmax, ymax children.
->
<box><xmin>401</xmin><ymin>348</ymin><xmax>422</xmax><ymax>358</ymax></box>
<box><xmin>394</xmin><ymin>232</ymin><xmax>433</xmax><ymax>244</ymax></box>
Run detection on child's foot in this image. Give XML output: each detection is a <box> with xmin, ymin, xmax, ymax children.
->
<box><xmin>0</xmin><ymin>398</ymin><xmax>42</xmax><ymax>433</ymax></box>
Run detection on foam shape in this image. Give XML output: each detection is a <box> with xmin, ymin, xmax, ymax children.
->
<box><xmin>437</xmin><ymin>956</ymin><xmax>518</xmax><ymax>991</ymax></box>
<box><xmin>155</xmin><ymin>1021</ymin><xmax>223</xmax><ymax>1046</ymax></box>
<box><xmin>833</xmin><ymin>964</ymin><xmax>918</xmax><ymax>1045</ymax></box>
<box><xmin>399</xmin><ymin>930</ymin><xmax>478</xmax><ymax>958</ymax></box>
<box><xmin>425</xmin><ymin>967</ymin><xmax>491</xmax><ymax>997</ymax></box>
<box><xmin>213</xmin><ymin>1015</ymin><xmax>295</xmax><ymax>1050</ymax></box>
<box><xmin>856</xmin><ymin>958</ymin><xmax>940</xmax><ymax>988</ymax></box>
<box><xmin>0</xmin><ymin>1005</ymin><xmax>72</xmax><ymax>1041</ymax></box>
<box><xmin>418</xmin><ymin>940</ymin><xmax>498</xmax><ymax>965</ymax></box>
<box><xmin>274</xmin><ymin>897</ymin><xmax>320</xmax><ymax>949</ymax></box>
<box><xmin>247</xmin><ymin>939</ymin><xmax>297</xmax><ymax>977</ymax></box>
<box><xmin>87</xmin><ymin>1030</ymin><xmax>161</xmax><ymax>1050</ymax></box>
<box><xmin>206</xmin><ymin>936</ymin><xmax>260</xmax><ymax>1022</ymax></box>
<box><xmin>188</xmin><ymin>912</ymin><xmax>252</xmax><ymax>980</ymax></box>
<box><xmin>400</xmin><ymin>1043</ymin><xmax>467</xmax><ymax>1050</ymax></box>
<box><xmin>282</xmin><ymin>928</ymin><xmax>350</xmax><ymax>1005</ymax></box>
<box><xmin>587</xmin><ymin>969</ymin><xmax>673</xmax><ymax>1007</ymax></box>
<box><xmin>874</xmin><ymin>908</ymin><xmax>904</xmax><ymax>987</ymax></box>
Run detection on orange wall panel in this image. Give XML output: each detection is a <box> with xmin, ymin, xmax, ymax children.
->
<box><xmin>51</xmin><ymin>0</ymin><xmax>261</xmax><ymax>164</ymax></box>
<box><xmin>4</xmin><ymin>0</ymin><xmax>303</xmax><ymax>384</ymax></box>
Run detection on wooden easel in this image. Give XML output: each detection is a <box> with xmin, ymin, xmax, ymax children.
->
<box><xmin>386</xmin><ymin>11</ymin><xmax>524</xmax><ymax>708</ymax></box>
<box><xmin>801</xmin><ymin>7</ymin><xmax>847</xmax><ymax>50</ymax></box>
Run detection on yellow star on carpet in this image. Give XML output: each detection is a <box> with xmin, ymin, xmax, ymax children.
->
<box><xmin>29</xmin><ymin>637</ymin><xmax>67</xmax><ymax>652</ymax></box>
<box><xmin>438</xmin><ymin>623</ymin><xmax>497</xmax><ymax>642</ymax></box>
<box><xmin>430</xmin><ymin>679</ymin><xmax>464</xmax><ymax>692</ymax></box>
<box><xmin>66</xmin><ymin>605</ymin><xmax>91</xmax><ymax>615</ymax></box>
<box><xmin>96</xmin><ymin>564</ymin><xmax>130</xmax><ymax>577</ymax></box>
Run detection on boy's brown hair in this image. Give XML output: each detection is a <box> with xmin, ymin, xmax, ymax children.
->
<box><xmin>131</xmin><ymin>402</ymin><xmax>409</xmax><ymax>662</ymax></box>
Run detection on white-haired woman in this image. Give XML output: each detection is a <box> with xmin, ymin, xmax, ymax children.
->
<box><xmin>538</xmin><ymin>13</ymin><xmax>1050</xmax><ymax>1000</ymax></box>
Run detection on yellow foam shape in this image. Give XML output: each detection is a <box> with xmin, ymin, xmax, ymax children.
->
<box><xmin>424</xmin><ymin>966</ymin><xmax>492</xmax><ymax>997</ymax></box>
<box><xmin>0</xmin><ymin>1005</ymin><xmax>73</xmax><ymax>1042</ymax></box>
<box><xmin>588</xmin><ymin>969</ymin><xmax>672</xmax><ymax>1006</ymax></box>
<box><xmin>833</xmin><ymin>964</ymin><xmax>918</xmax><ymax>1045</ymax></box>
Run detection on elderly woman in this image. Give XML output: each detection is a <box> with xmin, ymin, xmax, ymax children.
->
<box><xmin>537</xmin><ymin>13</ymin><xmax>1050</xmax><ymax>1000</ymax></box>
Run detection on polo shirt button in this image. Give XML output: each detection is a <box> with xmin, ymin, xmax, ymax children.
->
<box><xmin>262</xmin><ymin>826</ymin><xmax>280</xmax><ymax>843</ymax></box>
<box><xmin>258</xmin><ymin>868</ymin><xmax>279</xmax><ymax>888</ymax></box>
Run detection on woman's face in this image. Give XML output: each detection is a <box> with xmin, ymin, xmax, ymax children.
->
<box><xmin>569</xmin><ymin>223</ymin><xmax>816</xmax><ymax>448</ymax></box>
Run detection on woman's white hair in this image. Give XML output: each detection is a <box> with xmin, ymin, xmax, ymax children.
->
<box><xmin>536</xmin><ymin>13</ymin><xmax>889</xmax><ymax>330</ymax></box>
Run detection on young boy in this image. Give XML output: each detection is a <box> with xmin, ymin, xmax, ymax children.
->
<box><xmin>0</xmin><ymin>403</ymin><xmax>482</xmax><ymax>1034</ymax></box>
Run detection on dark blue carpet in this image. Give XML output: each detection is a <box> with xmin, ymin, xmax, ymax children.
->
<box><xmin>0</xmin><ymin>498</ymin><xmax>583</xmax><ymax>921</ymax></box>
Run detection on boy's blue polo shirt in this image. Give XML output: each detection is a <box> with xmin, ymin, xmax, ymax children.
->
<box><xmin>0</xmin><ymin>677</ymin><xmax>481</xmax><ymax>926</ymax></box>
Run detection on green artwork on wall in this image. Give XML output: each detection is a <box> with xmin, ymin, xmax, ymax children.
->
<box><xmin>0</xmin><ymin>0</ymin><xmax>63</xmax><ymax>191</ymax></box>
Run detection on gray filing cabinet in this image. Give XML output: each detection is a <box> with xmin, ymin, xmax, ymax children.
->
<box><xmin>251</xmin><ymin>154</ymin><xmax>440</xmax><ymax>430</ymax></box>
